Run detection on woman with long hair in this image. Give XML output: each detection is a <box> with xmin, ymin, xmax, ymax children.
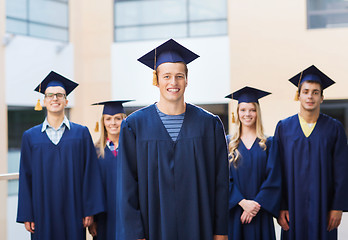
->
<box><xmin>89</xmin><ymin>100</ymin><xmax>131</xmax><ymax>240</ymax></box>
<box><xmin>226</xmin><ymin>86</ymin><xmax>281</xmax><ymax>240</ymax></box>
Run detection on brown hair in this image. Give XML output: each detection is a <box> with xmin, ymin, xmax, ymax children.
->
<box><xmin>298</xmin><ymin>80</ymin><xmax>323</xmax><ymax>96</ymax></box>
<box><xmin>156</xmin><ymin>62</ymin><xmax>188</xmax><ymax>80</ymax></box>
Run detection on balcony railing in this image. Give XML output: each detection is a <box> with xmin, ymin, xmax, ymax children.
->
<box><xmin>0</xmin><ymin>173</ymin><xmax>19</xmax><ymax>181</ymax></box>
<box><xmin>0</xmin><ymin>172</ymin><xmax>93</xmax><ymax>240</ymax></box>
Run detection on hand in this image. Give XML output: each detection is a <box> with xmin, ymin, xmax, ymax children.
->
<box><xmin>24</xmin><ymin>222</ymin><xmax>35</xmax><ymax>234</ymax></box>
<box><xmin>88</xmin><ymin>222</ymin><xmax>97</xmax><ymax>237</ymax></box>
<box><xmin>213</xmin><ymin>235</ymin><xmax>228</xmax><ymax>240</ymax></box>
<box><xmin>238</xmin><ymin>199</ymin><xmax>261</xmax><ymax>217</ymax></box>
<box><xmin>240</xmin><ymin>210</ymin><xmax>254</xmax><ymax>224</ymax></box>
<box><xmin>327</xmin><ymin>210</ymin><xmax>343</xmax><ymax>231</ymax></box>
<box><xmin>83</xmin><ymin>216</ymin><xmax>94</xmax><ymax>228</ymax></box>
<box><xmin>24</xmin><ymin>222</ymin><xmax>35</xmax><ymax>233</ymax></box>
<box><xmin>277</xmin><ymin>210</ymin><xmax>289</xmax><ymax>231</ymax></box>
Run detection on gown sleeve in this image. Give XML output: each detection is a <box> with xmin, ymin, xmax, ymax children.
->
<box><xmin>117</xmin><ymin>119</ymin><xmax>145</xmax><ymax>239</ymax></box>
<box><xmin>254</xmin><ymin>136</ymin><xmax>282</xmax><ymax>218</ymax></box>
<box><xmin>331</xmin><ymin>120</ymin><xmax>348</xmax><ymax>211</ymax></box>
<box><xmin>17</xmin><ymin>131</ymin><xmax>34</xmax><ymax>223</ymax></box>
<box><xmin>213</xmin><ymin>117</ymin><xmax>229</xmax><ymax>235</ymax></box>
<box><xmin>82</xmin><ymin>127</ymin><xmax>105</xmax><ymax>217</ymax></box>
<box><xmin>228</xmin><ymin>165</ymin><xmax>245</xmax><ymax>209</ymax></box>
<box><xmin>274</xmin><ymin>121</ymin><xmax>288</xmax><ymax>211</ymax></box>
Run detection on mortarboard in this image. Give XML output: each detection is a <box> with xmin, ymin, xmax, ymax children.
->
<box><xmin>225</xmin><ymin>86</ymin><xmax>271</xmax><ymax>104</ymax></box>
<box><xmin>137</xmin><ymin>39</ymin><xmax>199</xmax><ymax>86</ymax></box>
<box><xmin>34</xmin><ymin>71</ymin><xmax>79</xmax><ymax>96</ymax></box>
<box><xmin>288</xmin><ymin>65</ymin><xmax>335</xmax><ymax>100</ymax></box>
<box><xmin>92</xmin><ymin>100</ymin><xmax>133</xmax><ymax>132</ymax></box>
<box><xmin>33</xmin><ymin>71</ymin><xmax>78</xmax><ymax>111</ymax></box>
<box><xmin>92</xmin><ymin>100</ymin><xmax>133</xmax><ymax>115</ymax></box>
<box><xmin>225</xmin><ymin>86</ymin><xmax>271</xmax><ymax>123</ymax></box>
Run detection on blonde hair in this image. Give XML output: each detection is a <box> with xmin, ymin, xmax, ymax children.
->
<box><xmin>228</xmin><ymin>102</ymin><xmax>267</xmax><ymax>168</ymax></box>
<box><xmin>95</xmin><ymin>113</ymin><xmax>127</xmax><ymax>158</ymax></box>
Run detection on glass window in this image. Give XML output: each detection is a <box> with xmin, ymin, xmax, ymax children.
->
<box><xmin>189</xmin><ymin>20</ymin><xmax>228</xmax><ymax>37</ymax></box>
<box><xmin>8</xmin><ymin>151</ymin><xmax>20</xmax><ymax>196</ymax></box>
<box><xmin>115</xmin><ymin>23</ymin><xmax>187</xmax><ymax>42</ymax></box>
<box><xmin>6</xmin><ymin>0</ymin><xmax>69</xmax><ymax>42</ymax></box>
<box><xmin>6</xmin><ymin>0</ymin><xmax>27</xmax><ymax>20</ymax></box>
<box><xmin>6</xmin><ymin>18</ymin><xmax>28</xmax><ymax>35</ymax></box>
<box><xmin>114</xmin><ymin>0</ymin><xmax>228</xmax><ymax>42</ymax></box>
<box><xmin>29</xmin><ymin>22</ymin><xmax>69</xmax><ymax>41</ymax></box>
<box><xmin>8</xmin><ymin>108</ymin><xmax>45</xmax><ymax>150</ymax></box>
<box><xmin>115</xmin><ymin>0</ymin><xmax>186</xmax><ymax>26</ymax></box>
<box><xmin>321</xmin><ymin>100</ymin><xmax>348</xmax><ymax>136</ymax></box>
<box><xmin>307</xmin><ymin>0</ymin><xmax>348</xmax><ymax>29</ymax></box>
<box><xmin>29</xmin><ymin>0</ymin><xmax>68</xmax><ymax>27</ymax></box>
<box><xmin>189</xmin><ymin>0</ymin><xmax>227</xmax><ymax>21</ymax></box>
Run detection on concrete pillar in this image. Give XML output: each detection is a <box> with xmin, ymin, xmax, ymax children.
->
<box><xmin>0</xmin><ymin>0</ymin><xmax>8</xmax><ymax>238</ymax></box>
<box><xmin>69</xmin><ymin>1</ymin><xmax>113</xmax><ymax>238</ymax></box>
<box><xmin>69</xmin><ymin>0</ymin><xmax>113</xmax><ymax>141</ymax></box>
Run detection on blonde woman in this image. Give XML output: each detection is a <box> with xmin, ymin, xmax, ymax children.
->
<box><xmin>89</xmin><ymin>100</ymin><xmax>131</xmax><ymax>240</ymax></box>
<box><xmin>226</xmin><ymin>87</ymin><xmax>281</xmax><ymax>240</ymax></box>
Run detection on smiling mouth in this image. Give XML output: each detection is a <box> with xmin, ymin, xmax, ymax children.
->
<box><xmin>242</xmin><ymin>118</ymin><xmax>253</xmax><ymax>121</ymax></box>
<box><xmin>168</xmin><ymin>88</ymin><xmax>179</xmax><ymax>92</ymax></box>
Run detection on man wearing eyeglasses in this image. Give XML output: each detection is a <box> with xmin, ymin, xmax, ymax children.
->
<box><xmin>16</xmin><ymin>71</ymin><xmax>105</xmax><ymax>240</ymax></box>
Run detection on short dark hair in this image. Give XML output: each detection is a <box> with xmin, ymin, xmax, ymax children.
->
<box><xmin>298</xmin><ymin>80</ymin><xmax>323</xmax><ymax>96</ymax></box>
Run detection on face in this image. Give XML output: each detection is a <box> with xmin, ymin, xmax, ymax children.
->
<box><xmin>103</xmin><ymin>113</ymin><xmax>124</xmax><ymax>137</ymax></box>
<box><xmin>156</xmin><ymin>62</ymin><xmax>187</xmax><ymax>104</ymax></box>
<box><xmin>43</xmin><ymin>86</ymin><xmax>68</xmax><ymax>114</ymax></box>
<box><xmin>298</xmin><ymin>81</ymin><xmax>323</xmax><ymax>112</ymax></box>
<box><xmin>238</xmin><ymin>102</ymin><xmax>257</xmax><ymax>128</ymax></box>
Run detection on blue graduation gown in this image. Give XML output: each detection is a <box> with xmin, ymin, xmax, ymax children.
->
<box><xmin>275</xmin><ymin>114</ymin><xmax>348</xmax><ymax>240</ymax></box>
<box><xmin>228</xmin><ymin>137</ymin><xmax>281</xmax><ymax>240</ymax></box>
<box><xmin>117</xmin><ymin>103</ymin><xmax>229</xmax><ymax>240</ymax></box>
<box><xmin>17</xmin><ymin>122</ymin><xmax>105</xmax><ymax>240</ymax></box>
<box><xmin>94</xmin><ymin>147</ymin><xmax>119</xmax><ymax>240</ymax></box>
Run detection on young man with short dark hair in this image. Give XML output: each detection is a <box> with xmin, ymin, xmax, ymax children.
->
<box><xmin>275</xmin><ymin>65</ymin><xmax>348</xmax><ymax>240</ymax></box>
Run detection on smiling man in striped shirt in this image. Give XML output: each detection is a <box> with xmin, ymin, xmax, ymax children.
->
<box><xmin>117</xmin><ymin>39</ymin><xmax>229</xmax><ymax>240</ymax></box>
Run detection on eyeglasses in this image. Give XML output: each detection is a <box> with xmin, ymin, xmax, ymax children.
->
<box><xmin>44</xmin><ymin>93</ymin><xmax>66</xmax><ymax>100</ymax></box>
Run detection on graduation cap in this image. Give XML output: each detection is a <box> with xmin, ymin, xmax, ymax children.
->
<box><xmin>34</xmin><ymin>71</ymin><xmax>79</xmax><ymax>111</ymax></box>
<box><xmin>137</xmin><ymin>38</ymin><xmax>199</xmax><ymax>86</ymax></box>
<box><xmin>225</xmin><ymin>86</ymin><xmax>271</xmax><ymax>104</ymax></box>
<box><xmin>92</xmin><ymin>100</ymin><xmax>133</xmax><ymax>132</ymax></box>
<box><xmin>288</xmin><ymin>65</ymin><xmax>335</xmax><ymax>100</ymax></box>
<box><xmin>225</xmin><ymin>86</ymin><xmax>271</xmax><ymax>123</ymax></box>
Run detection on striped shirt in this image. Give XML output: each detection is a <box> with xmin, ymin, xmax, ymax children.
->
<box><xmin>41</xmin><ymin>116</ymin><xmax>70</xmax><ymax>145</ymax></box>
<box><xmin>155</xmin><ymin>105</ymin><xmax>185</xmax><ymax>141</ymax></box>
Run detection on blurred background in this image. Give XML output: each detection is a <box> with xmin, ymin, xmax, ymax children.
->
<box><xmin>1</xmin><ymin>0</ymin><xmax>348</xmax><ymax>239</ymax></box>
